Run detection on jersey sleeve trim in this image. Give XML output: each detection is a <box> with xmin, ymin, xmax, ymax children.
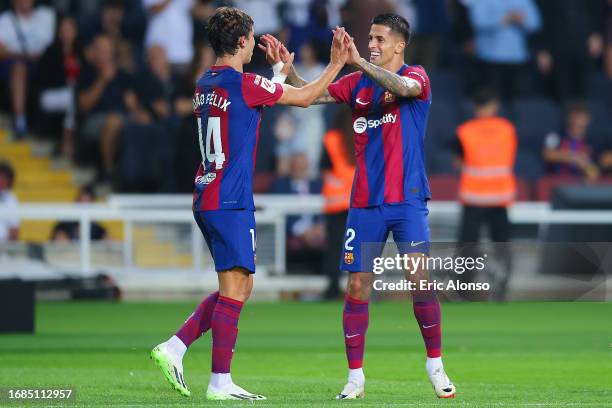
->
<box><xmin>242</xmin><ymin>72</ymin><xmax>284</xmax><ymax>108</ymax></box>
<box><xmin>402</xmin><ymin>65</ymin><xmax>430</xmax><ymax>101</ymax></box>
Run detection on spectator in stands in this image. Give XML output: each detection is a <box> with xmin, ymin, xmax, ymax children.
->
<box><xmin>0</xmin><ymin>0</ymin><xmax>56</xmax><ymax>138</ymax></box>
<box><xmin>81</xmin><ymin>0</ymin><xmax>130</xmax><ymax>49</ymax></box>
<box><xmin>51</xmin><ymin>185</ymin><xmax>108</xmax><ymax>241</ymax></box>
<box><xmin>466</xmin><ymin>0</ymin><xmax>541</xmax><ymax>101</ymax></box>
<box><xmin>536</xmin><ymin>0</ymin><xmax>606</xmax><ymax>101</ymax></box>
<box><xmin>116</xmin><ymin>44</ymin><xmax>179</xmax><ymax>192</ymax></box>
<box><xmin>605</xmin><ymin>0</ymin><xmax>612</xmax><ymax>79</ymax></box>
<box><xmin>454</xmin><ymin>89</ymin><xmax>517</xmax><ymax>300</ymax></box>
<box><xmin>448</xmin><ymin>0</ymin><xmax>475</xmax><ymax>55</ymax></box>
<box><xmin>599</xmin><ymin>148</ymin><xmax>612</xmax><ymax>176</ymax></box>
<box><xmin>320</xmin><ymin>106</ymin><xmax>355</xmax><ymax>299</ymax></box>
<box><xmin>448</xmin><ymin>0</ymin><xmax>478</xmax><ymax>90</ymax></box>
<box><xmin>172</xmin><ymin>42</ymin><xmax>215</xmax><ymax>192</ymax></box>
<box><xmin>136</xmin><ymin>44</ymin><xmax>176</xmax><ymax>121</ymax></box>
<box><xmin>0</xmin><ymin>161</ymin><xmax>19</xmax><ymax>242</ymax></box>
<box><xmin>235</xmin><ymin>0</ymin><xmax>282</xmax><ymax>37</ymax></box>
<box><xmin>192</xmin><ymin>0</ymin><xmax>216</xmax><ymax>45</ymax></box>
<box><xmin>281</xmin><ymin>0</ymin><xmax>334</xmax><ymax>61</ymax></box>
<box><xmin>340</xmin><ymin>0</ymin><xmax>397</xmax><ymax>59</ymax></box>
<box><xmin>80</xmin><ymin>0</ymin><xmax>143</xmax><ymax>77</ymax></box>
<box><xmin>143</xmin><ymin>0</ymin><xmax>194</xmax><ymax>73</ymax></box>
<box><xmin>271</xmin><ymin>152</ymin><xmax>325</xmax><ymax>275</ymax></box>
<box><xmin>37</xmin><ymin>15</ymin><xmax>83</xmax><ymax>159</ymax></box>
<box><xmin>288</xmin><ymin>41</ymin><xmax>326</xmax><ymax>177</ymax></box>
<box><xmin>403</xmin><ymin>0</ymin><xmax>449</xmax><ymax>68</ymax></box>
<box><xmin>76</xmin><ymin>34</ymin><xmax>131</xmax><ymax>182</ymax></box>
<box><xmin>543</xmin><ymin>103</ymin><xmax>600</xmax><ymax>181</ymax></box>
<box><xmin>273</xmin><ymin>110</ymin><xmax>299</xmax><ymax>176</ymax></box>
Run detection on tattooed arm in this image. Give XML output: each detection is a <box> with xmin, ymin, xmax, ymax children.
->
<box><xmin>286</xmin><ymin>65</ymin><xmax>337</xmax><ymax>104</ymax></box>
<box><xmin>353</xmin><ymin>57</ymin><xmax>422</xmax><ymax>98</ymax></box>
<box><xmin>286</xmin><ymin>66</ymin><xmax>307</xmax><ymax>88</ymax></box>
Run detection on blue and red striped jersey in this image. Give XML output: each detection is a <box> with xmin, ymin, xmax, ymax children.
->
<box><xmin>192</xmin><ymin>65</ymin><xmax>283</xmax><ymax>211</ymax></box>
<box><xmin>328</xmin><ymin>64</ymin><xmax>432</xmax><ymax>208</ymax></box>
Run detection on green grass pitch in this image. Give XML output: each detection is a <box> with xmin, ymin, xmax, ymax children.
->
<box><xmin>0</xmin><ymin>301</ymin><xmax>610</xmax><ymax>407</ymax></box>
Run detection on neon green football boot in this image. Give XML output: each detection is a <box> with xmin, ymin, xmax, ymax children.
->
<box><xmin>150</xmin><ymin>343</ymin><xmax>190</xmax><ymax>397</ymax></box>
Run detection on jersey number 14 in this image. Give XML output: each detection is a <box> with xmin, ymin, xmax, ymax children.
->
<box><xmin>197</xmin><ymin>116</ymin><xmax>225</xmax><ymax>170</ymax></box>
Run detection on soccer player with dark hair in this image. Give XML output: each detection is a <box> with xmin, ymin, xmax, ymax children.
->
<box><xmin>261</xmin><ymin>12</ymin><xmax>456</xmax><ymax>400</ymax></box>
<box><xmin>150</xmin><ymin>6</ymin><xmax>351</xmax><ymax>401</ymax></box>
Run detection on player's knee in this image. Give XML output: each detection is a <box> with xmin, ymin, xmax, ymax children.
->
<box><xmin>347</xmin><ymin>275</ymin><xmax>372</xmax><ymax>300</ymax></box>
<box><xmin>219</xmin><ymin>267</ymin><xmax>252</xmax><ymax>302</ymax></box>
<box><xmin>220</xmin><ymin>285</ymin><xmax>250</xmax><ymax>303</ymax></box>
<box><xmin>239</xmin><ymin>282</ymin><xmax>252</xmax><ymax>302</ymax></box>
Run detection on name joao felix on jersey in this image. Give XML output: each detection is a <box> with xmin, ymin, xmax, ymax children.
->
<box><xmin>193</xmin><ymin>91</ymin><xmax>231</xmax><ymax>112</ymax></box>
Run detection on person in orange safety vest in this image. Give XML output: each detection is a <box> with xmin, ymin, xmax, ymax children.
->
<box><xmin>454</xmin><ymin>89</ymin><xmax>516</xmax><ymax>300</ymax></box>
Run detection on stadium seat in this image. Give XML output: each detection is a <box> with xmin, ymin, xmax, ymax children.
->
<box><xmin>515</xmin><ymin>177</ymin><xmax>531</xmax><ymax>201</ymax></box>
<box><xmin>426</xmin><ymin>99</ymin><xmax>462</xmax><ymax>174</ymax></box>
<box><xmin>428</xmin><ymin>174</ymin><xmax>459</xmax><ymax>200</ymax></box>
<box><xmin>597</xmin><ymin>176</ymin><xmax>612</xmax><ymax>185</ymax></box>
<box><xmin>427</xmin><ymin>99</ymin><xmax>462</xmax><ymax>147</ymax></box>
<box><xmin>426</xmin><ymin>148</ymin><xmax>457</xmax><ymax>174</ymax></box>
<box><xmin>429</xmin><ymin>69</ymin><xmax>463</xmax><ymax>100</ymax></box>
<box><xmin>117</xmin><ymin>124</ymin><xmax>174</xmax><ymax>192</ymax></box>
<box><xmin>588</xmin><ymin>72</ymin><xmax>612</xmax><ymax>107</ymax></box>
<box><xmin>512</xmin><ymin>97</ymin><xmax>562</xmax><ymax>151</ymax></box>
<box><xmin>514</xmin><ymin>149</ymin><xmax>544</xmax><ymax>182</ymax></box>
<box><xmin>535</xmin><ymin>175</ymin><xmax>581</xmax><ymax>201</ymax></box>
<box><xmin>586</xmin><ymin>100</ymin><xmax>612</xmax><ymax>150</ymax></box>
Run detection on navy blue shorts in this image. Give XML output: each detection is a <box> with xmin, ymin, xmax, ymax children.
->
<box><xmin>194</xmin><ymin>209</ymin><xmax>257</xmax><ymax>274</ymax></box>
<box><xmin>340</xmin><ymin>200</ymin><xmax>430</xmax><ymax>272</ymax></box>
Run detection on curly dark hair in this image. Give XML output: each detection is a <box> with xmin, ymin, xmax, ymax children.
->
<box><xmin>208</xmin><ymin>7</ymin><xmax>254</xmax><ymax>57</ymax></box>
<box><xmin>371</xmin><ymin>13</ymin><xmax>411</xmax><ymax>44</ymax></box>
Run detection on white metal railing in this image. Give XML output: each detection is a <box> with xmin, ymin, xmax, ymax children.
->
<box><xmin>2</xmin><ymin>195</ymin><xmax>612</xmax><ymax>275</ymax></box>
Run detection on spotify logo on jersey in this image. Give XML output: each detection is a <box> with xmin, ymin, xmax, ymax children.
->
<box><xmin>353</xmin><ymin>117</ymin><xmax>368</xmax><ymax>134</ymax></box>
<box><xmin>353</xmin><ymin>114</ymin><xmax>398</xmax><ymax>134</ymax></box>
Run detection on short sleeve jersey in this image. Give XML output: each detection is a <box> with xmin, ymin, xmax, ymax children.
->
<box><xmin>192</xmin><ymin>65</ymin><xmax>283</xmax><ymax>211</ymax></box>
<box><xmin>327</xmin><ymin>64</ymin><xmax>432</xmax><ymax>208</ymax></box>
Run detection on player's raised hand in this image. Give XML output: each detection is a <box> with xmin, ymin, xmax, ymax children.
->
<box><xmin>280</xmin><ymin>48</ymin><xmax>295</xmax><ymax>75</ymax></box>
<box><xmin>258</xmin><ymin>34</ymin><xmax>295</xmax><ymax>75</ymax></box>
<box><xmin>330</xmin><ymin>26</ymin><xmax>350</xmax><ymax>66</ymax></box>
<box><xmin>343</xmin><ymin>32</ymin><xmax>360</xmax><ymax>66</ymax></box>
<box><xmin>257</xmin><ymin>35</ymin><xmax>282</xmax><ymax>66</ymax></box>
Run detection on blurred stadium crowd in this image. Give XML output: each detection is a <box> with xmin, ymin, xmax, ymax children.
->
<box><xmin>0</xmin><ymin>0</ymin><xmax>611</xmax><ymax>196</ymax></box>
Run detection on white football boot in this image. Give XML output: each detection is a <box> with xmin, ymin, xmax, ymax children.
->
<box><xmin>428</xmin><ymin>366</ymin><xmax>456</xmax><ymax>398</ymax></box>
<box><xmin>335</xmin><ymin>380</ymin><xmax>365</xmax><ymax>400</ymax></box>
<box><xmin>206</xmin><ymin>382</ymin><xmax>266</xmax><ymax>401</ymax></box>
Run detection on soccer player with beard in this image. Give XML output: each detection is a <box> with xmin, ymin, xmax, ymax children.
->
<box><xmin>150</xmin><ymin>7</ymin><xmax>351</xmax><ymax>401</ymax></box>
<box><xmin>260</xmin><ymin>13</ymin><xmax>456</xmax><ymax>400</ymax></box>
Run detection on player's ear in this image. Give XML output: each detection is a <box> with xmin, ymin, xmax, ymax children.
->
<box><xmin>238</xmin><ymin>35</ymin><xmax>247</xmax><ymax>49</ymax></box>
<box><xmin>394</xmin><ymin>40</ymin><xmax>406</xmax><ymax>55</ymax></box>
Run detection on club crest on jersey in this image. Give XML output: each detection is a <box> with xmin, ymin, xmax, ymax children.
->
<box><xmin>195</xmin><ymin>173</ymin><xmax>216</xmax><ymax>185</ymax></box>
<box><xmin>344</xmin><ymin>252</ymin><xmax>354</xmax><ymax>265</ymax></box>
<box><xmin>384</xmin><ymin>91</ymin><xmax>395</xmax><ymax>103</ymax></box>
